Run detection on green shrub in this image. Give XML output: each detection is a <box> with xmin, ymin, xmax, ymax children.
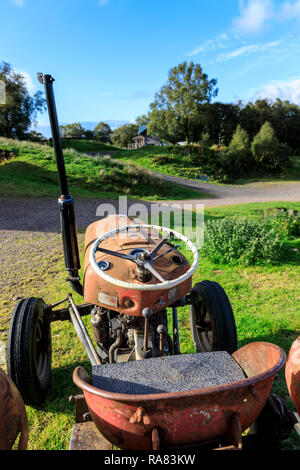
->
<box><xmin>266</xmin><ymin>210</ymin><xmax>300</xmax><ymax>238</ymax></box>
<box><xmin>202</xmin><ymin>215</ymin><xmax>284</xmax><ymax>265</ymax></box>
<box><xmin>151</xmin><ymin>153</ymin><xmax>176</xmax><ymax>165</ymax></box>
<box><xmin>183</xmin><ymin>142</ymin><xmax>212</xmax><ymax>166</ymax></box>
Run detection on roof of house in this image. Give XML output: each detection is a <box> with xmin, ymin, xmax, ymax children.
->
<box><xmin>138</xmin><ymin>124</ymin><xmax>147</xmax><ymax>136</ymax></box>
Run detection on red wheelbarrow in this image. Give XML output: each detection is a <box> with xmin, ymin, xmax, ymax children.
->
<box><xmin>71</xmin><ymin>342</ymin><xmax>286</xmax><ymax>450</ymax></box>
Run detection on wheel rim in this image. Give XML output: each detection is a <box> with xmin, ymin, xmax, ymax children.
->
<box><xmin>194</xmin><ymin>300</ymin><xmax>213</xmax><ymax>352</ymax></box>
<box><xmin>34</xmin><ymin>316</ymin><xmax>50</xmax><ymax>382</ymax></box>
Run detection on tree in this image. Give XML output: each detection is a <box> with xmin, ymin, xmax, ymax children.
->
<box><xmin>60</xmin><ymin>122</ymin><xmax>85</xmax><ymax>139</ymax></box>
<box><xmin>228</xmin><ymin>124</ymin><xmax>251</xmax><ymax>167</ymax></box>
<box><xmin>149</xmin><ymin>61</ymin><xmax>218</xmax><ymax>143</ymax></box>
<box><xmin>94</xmin><ymin>122</ymin><xmax>112</xmax><ymax>142</ymax></box>
<box><xmin>148</xmin><ymin>108</ymin><xmax>185</xmax><ymax>144</ymax></box>
<box><xmin>251</xmin><ymin>121</ymin><xmax>279</xmax><ymax>169</ymax></box>
<box><xmin>82</xmin><ymin>129</ymin><xmax>95</xmax><ymax>140</ymax></box>
<box><xmin>25</xmin><ymin>130</ymin><xmax>47</xmax><ymax>143</ymax></box>
<box><xmin>135</xmin><ymin>114</ymin><xmax>150</xmax><ymax>126</ymax></box>
<box><xmin>110</xmin><ymin>123</ymin><xmax>138</xmax><ymax>148</ymax></box>
<box><xmin>0</xmin><ymin>61</ymin><xmax>46</xmax><ymax>139</ymax></box>
<box><xmin>201</xmin><ymin>102</ymin><xmax>239</xmax><ymax>145</ymax></box>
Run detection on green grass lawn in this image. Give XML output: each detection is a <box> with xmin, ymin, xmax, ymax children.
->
<box><xmin>0</xmin><ymin>201</ymin><xmax>299</xmax><ymax>450</ymax></box>
<box><xmin>0</xmin><ymin>138</ymin><xmax>204</xmax><ymax>200</ymax></box>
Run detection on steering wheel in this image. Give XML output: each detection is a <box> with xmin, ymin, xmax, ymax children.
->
<box><xmin>89</xmin><ymin>224</ymin><xmax>199</xmax><ymax>291</ymax></box>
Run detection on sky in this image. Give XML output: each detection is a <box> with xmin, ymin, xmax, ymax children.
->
<box><xmin>1</xmin><ymin>0</ymin><xmax>300</xmax><ymax>131</ymax></box>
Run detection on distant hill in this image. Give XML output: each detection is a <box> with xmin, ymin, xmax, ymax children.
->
<box><xmin>35</xmin><ymin>120</ymin><xmax>129</xmax><ymax>138</ymax></box>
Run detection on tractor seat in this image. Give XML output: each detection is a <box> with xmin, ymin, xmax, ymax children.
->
<box><xmin>92</xmin><ymin>351</ymin><xmax>247</xmax><ymax>395</ymax></box>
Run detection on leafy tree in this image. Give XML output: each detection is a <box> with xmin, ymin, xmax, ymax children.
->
<box><xmin>135</xmin><ymin>114</ymin><xmax>150</xmax><ymax>126</ymax></box>
<box><xmin>251</xmin><ymin>121</ymin><xmax>280</xmax><ymax>169</ymax></box>
<box><xmin>94</xmin><ymin>122</ymin><xmax>112</xmax><ymax>142</ymax></box>
<box><xmin>149</xmin><ymin>61</ymin><xmax>218</xmax><ymax>143</ymax></box>
<box><xmin>201</xmin><ymin>102</ymin><xmax>240</xmax><ymax>145</ymax></box>
<box><xmin>82</xmin><ymin>129</ymin><xmax>95</xmax><ymax>140</ymax></box>
<box><xmin>270</xmin><ymin>99</ymin><xmax>300</xmax><ymax>153</ymax></box>
<box><xmin>0</xmin><ymin>61</ymin><xmax>46</xmax><ymax>139</ymax></box>
<box><xmin>25</xmin><ymin>130</ymin><xmax>47</xmax><ymax>143</ymax></box>
<box><xmin>60</xmin><ymin>122</ymin><xmax>85</xmax><ymax>139</ymax></box>
<box><xmin>228</xmin><ymin>124</ymin><xmax>251</xmax><ymax>167</ymax></box>
<box><xmin>148</xmin><ymin>108</ymin><xmax>185</xmax><ymax>144</ymax></box>
<box><xmin>110</xmin><ymin>123</ymin><xmax>138</xmax><ymax>147</ymax></box>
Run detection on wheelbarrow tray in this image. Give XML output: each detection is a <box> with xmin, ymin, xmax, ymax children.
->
<box><xmin>73</xmin><ymin>342</ymin><xmax>285</xmax><ymax>450</ymax></box>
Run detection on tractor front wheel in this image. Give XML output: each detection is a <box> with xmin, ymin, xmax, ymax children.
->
<box><xmin>190</xmin><ymin>281</ymin><xmax>237</xmax><ymax>354</ymax></box>
<box><xmin>7</xmin><ymin>297</ymin><xmax>52</xmax><ymax>405</ymax></box>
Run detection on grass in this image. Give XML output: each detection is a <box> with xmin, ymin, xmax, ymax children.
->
<box><xmin>0</xmin><ymin>201</ymin><xmax>299</xmax><ymax>450</ymax></box>
<box><xmin>0</xmin><ymin>138</ymin><xmax>204</xmax><ymax>200</ymax></box>
<box><xmin>103</xmin><ymin>146</ymin><xmax>300</xmax><ymax>185</ymax></box>
<box><xmin>48</xmin><ymin>139</ymin><xmax>300</xmax><ymax>185</ymax></box>
<box><xmin>60</xmin><ymin>138</ymin><xmax>121</xmax><ymax>153</ymax></box>
<box><xmin>116</xmin><ymin>149</ymin><xmax>300</xmax><ymax>184</ymax></box>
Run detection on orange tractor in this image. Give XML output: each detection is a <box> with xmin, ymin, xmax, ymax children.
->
<box><xmin>4</xmin><ymin>74</ymin><xmax>299</xmax><ymax>450</ymax></box>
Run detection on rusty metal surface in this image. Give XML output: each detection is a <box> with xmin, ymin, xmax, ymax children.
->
<box><xmin>69</xmin><ymin>394</ymin><xmax>91</xmax><ymax>423</ymax></box>
<box><xmin>83</xmin><ymin>215</ymin><xmax>191</xmax><ymax>316</ymax></box>
<box><xmin>285</xmin><ymin>336</ymin><xmax>300</xmax><ymax>415</ymax></box>
<box><xmin>73</xmin><ymin>342</ymin><xmax>285</xmax><ymax>450</ymax></box>
<box><xmin>69</xmin><ymin>421</ymin><xmax>113</xmax><ymax>450</ymax></box>
<box><xmin>0</xmin><ymin>368</ymin><xmax>28</xmax><ymax>450</ymax></box>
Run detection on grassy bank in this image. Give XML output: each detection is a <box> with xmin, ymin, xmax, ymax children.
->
<box><xmin>0</xmin><ymin>201</ymin><xmax>299</xmax><ymax>450</ymax></box>
<box><xmin>60</xmin><ymin>138</ymin><xmax>121</xmax><ymax>153</ymax></box>
<box><xmin>112</xmin><ymin>146</ymin><xmax>300</xmax><ymax>183</ymax></box>
<box><xmin>44</xmin><ymin>139</ymin><xmax>300</xmax><ymax>185</ymax></box>
<box><xmin>0</xmin><ymin>138</ymin><xmax>204</xmax><ymax>200</ymax></box>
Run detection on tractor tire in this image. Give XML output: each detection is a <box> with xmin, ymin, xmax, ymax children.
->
<box><xmin>190</xmin><ymin>281</ymin><xmax>237</xmax><ymax>354</ymax></box>
<box><xmin>7</xmin><ymin>297</ymin><xmax>52</xmax><ymax>406</ymax></box>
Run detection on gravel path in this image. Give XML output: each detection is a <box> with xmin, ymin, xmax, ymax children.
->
<box><xmin>150</xmin><ymin>171</ymin><xmax>300</xmax><ymax>207</ymax></box>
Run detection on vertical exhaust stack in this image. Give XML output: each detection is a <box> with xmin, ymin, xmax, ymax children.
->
<box><xmin>37</xmin><ymin>73</ymin><xmax>83</xmax><ymax>296</ymax></box>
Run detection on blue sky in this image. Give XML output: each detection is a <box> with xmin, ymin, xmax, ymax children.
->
<box><xmin>1</xmin><ymin>0</ymin><xmax>300</xmax><ymax>129</ymax></box>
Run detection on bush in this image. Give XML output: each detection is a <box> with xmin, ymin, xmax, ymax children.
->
<box><xmin>151</xmin><ymin>153</ymin><xmax>176</xmax><ymax>165</ymax></box>
<box><xmin>266</xmin><ymin>210</ymin><xmax>300</xmax><ymax>238</ymax></box>
<box><xmin>202</xmin><ymin>215</ymin><xmax>284</xmax><ymax>265</ymax></box>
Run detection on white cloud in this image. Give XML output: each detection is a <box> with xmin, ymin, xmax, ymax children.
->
<box><xmin>16</xmin><ymin>70</ymin><xmax>36</xmax><ymax>94</ymax></box>
<box><xmin>221</xmin><ymin>44</ymin><xmax>260</xmax><ymax>59</ymax></box>
<box><xmin>233</xmin><ymin>0</ymin><xmax>273</xmax><ymax>33</ymax></box>
<box><xmin>250</xmin><ymin>78</ymin><xmax>300</xmax><ymax>104</ymax></box>
<box><xmin>216</xmin><ymin>39</ymin><xmax>283</xmax><ymax>61</ymax></box>
<box><xmin>187</xmin><ymin>33</ymin><xmax>230</xmax><ymax>57</ymax></box>
<box><xmin>11</xmin><ymin>0</ymin><xmax>25</xmax><ymax>6</ymax></box>
<box><xmin>98</xmin><ymin>0</ymin><xmax>108</xmax><ymax>6</ymax></box>
<box><xmin>279</xmin><ymin>0</ymin><xmax>300</xmax><ymax>19</ymax></box>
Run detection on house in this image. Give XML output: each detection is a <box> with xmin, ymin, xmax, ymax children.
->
<box><xmin>128</xmin><ymin>125</ymin><xmax>162</xmax><ymax>149</ymax></box>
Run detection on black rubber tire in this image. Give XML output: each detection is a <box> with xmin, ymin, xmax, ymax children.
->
<box><xmin>247</xmin><ymin>394</ymin><xmax>297</xmax><ymax>449</ymax></box>
<box><xmin>7</xmin><ymin>297</ymin><xmax>52</xmax><ymax>405</ymax></box>
<box><xmin>190</xmin><ymin>280</ymin><xmax>237</xmax><ymax>354</ymax></box>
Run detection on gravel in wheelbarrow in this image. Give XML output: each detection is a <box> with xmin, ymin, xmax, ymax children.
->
<box><xmin>92</xmin><ymin>352</ymin><xmax>247</xmax><ymax>395</ymax></box>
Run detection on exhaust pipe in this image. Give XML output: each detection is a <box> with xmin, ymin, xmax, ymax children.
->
<box><xmin>37</xmin><ymin>73</ymin><xmax>83</xmax><ymax>296</ymax></box>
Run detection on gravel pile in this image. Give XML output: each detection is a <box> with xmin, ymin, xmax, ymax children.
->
<box><xmin>92</xmin><ymin>352</ymin><xmax>246</xmax><ymax>395</ymax></box>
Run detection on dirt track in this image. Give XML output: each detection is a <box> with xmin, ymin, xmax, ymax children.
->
<box><xmin>151</xmin><ymin>171</ymin><xmax>300</xmax><ymax>207</ymax></box>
